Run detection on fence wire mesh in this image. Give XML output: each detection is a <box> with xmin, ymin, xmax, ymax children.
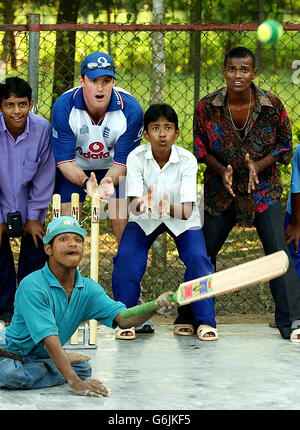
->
<box><xmin>4</xmin><ymin>22</ymin><xmax>300</xmax><ymax>315</ymax></box>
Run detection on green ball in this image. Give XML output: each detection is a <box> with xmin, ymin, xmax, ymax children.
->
<box><xmin>257</xmin><ymin>20</ymin><xmax>283</xmax><ymax>44</ymax></box>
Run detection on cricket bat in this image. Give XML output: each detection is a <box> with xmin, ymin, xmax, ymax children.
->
<box><xmin>120</xmin><ymin>250</ymin><xmax>289</xmax><ymax>318</ymax></box>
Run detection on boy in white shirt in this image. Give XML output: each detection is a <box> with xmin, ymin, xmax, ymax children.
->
<box><xmin>112</xmin><ymin>104</ymin><xmax>217</xmax><ymax>341</ymax></box>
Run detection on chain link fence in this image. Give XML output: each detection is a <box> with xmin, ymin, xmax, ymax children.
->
<box><xmin>4</xmin><ymin>20</ymin><xmax>300</xmax><ymax>315</ymax></box>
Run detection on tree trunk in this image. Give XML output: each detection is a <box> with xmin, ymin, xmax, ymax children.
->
<box><xmin>51</xmin><ymin>0</ymin><xmax>80</xmax><ymax>108</ymax></box>
<box><xmin>1</xmin><ymin>4</ymin><xmax>17</xmax><ymax>70</ymax></box>
<box><xmin>256</xmin><ymin>0</ymin><xmax>265</xmax><ymax>69</ymax></box>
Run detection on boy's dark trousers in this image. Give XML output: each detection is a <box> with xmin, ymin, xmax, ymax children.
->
<box><xmin>0</xmin><ymin>231</ymin><xmax>46</xmax><ymax>316</ymax></box>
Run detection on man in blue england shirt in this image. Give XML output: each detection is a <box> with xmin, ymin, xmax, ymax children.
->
<box><xmin>51</xmin><ymin>52</ymin><xmax>143</xmax><ymax>243</ymax></box>
<box><xmin>0</xmin><ymin>77</ymin><xmax>55</xmax><ymax>326</ymax></box>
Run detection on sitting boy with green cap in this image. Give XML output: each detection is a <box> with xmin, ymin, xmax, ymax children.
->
<box><xmin>0</xmin><ymin>216</ymin><xmax>175</xmax><ymax>397</ymax></box>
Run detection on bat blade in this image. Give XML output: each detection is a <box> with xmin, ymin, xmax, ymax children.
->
<box><xmin>119</xmin><ymin>250</ymin><xmax>289</xmax><ymax>319</ymax></box>
<box><xmin>176</xmin><ymin>250</ymin><xmax>289</xmax><ymax>305</ymax></box>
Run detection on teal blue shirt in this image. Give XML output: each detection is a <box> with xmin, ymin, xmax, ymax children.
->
<box><xmin>0</xmin><ymin>263</ymin><xmax>126</xmax><ymax>358</ymax></box>
<box><xmin>287</xmin><ymin>144</ymin><xmax>300</xmax><ymax>215</ymax></box>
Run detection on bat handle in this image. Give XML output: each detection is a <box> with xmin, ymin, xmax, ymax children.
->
<box><xmin>120</xmin><ymin>300</ymin><xmax>157</xmax><ymax>318</ymax></box>
<box><xmin>119</xmin><ymin>292</ymin><xmax>177</xmax><ymax>319</ymax></box>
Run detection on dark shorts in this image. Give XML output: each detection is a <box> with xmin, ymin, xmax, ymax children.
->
<box><xmin>54</xmin><ymin>168</ymin><xmax>125</xmax><ymax>203</ymax></box>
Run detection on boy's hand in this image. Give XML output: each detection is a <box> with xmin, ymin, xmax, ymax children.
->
<box><xmin>66</xmin><ymin>352</ymin><xmax>91</xmax><ymax>364</ymax></box>
<box><xmin>69</xmin><ymin>378</ymin><xmax>109</xmax><ymax>398</ymax></box>
<box><xmin>139</xmin><ymin>185</ymin><xmax>156</xmax><ymax>214</ymax></box>
<box><xmin>155</xmin><ymin>291</ymin><xmax>177</xmax><ymax>315</ymax></box>
<box><xmin>23</xmin><ymin>220</ymin><xmax>45</xmax><ymax>248</ymax></box>
<box><xmin>285</xmin><ymin>223</ymin><xmax>300</xmax><ymax>252</ymax></box>
<box><xmin>0</xmin><ymin>223</ymin><xmax>7</xmax><ymax>247</ymax></box>
<box><xmin>158</xmin><ymin>193</ymin><xmax>170</xmax><ymax>218</ymax></box>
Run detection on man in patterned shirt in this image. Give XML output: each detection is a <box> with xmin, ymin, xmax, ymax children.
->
<box><xmin>193</xmin><ymin>46</ymin><xmax>300</xmax><ymax>342</ymax></box>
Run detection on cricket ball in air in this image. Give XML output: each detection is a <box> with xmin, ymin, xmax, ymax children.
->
<box><xmin>257</xmin><ymin>20</ymin><xmax>283</xmax><ymax>44</ymax></box>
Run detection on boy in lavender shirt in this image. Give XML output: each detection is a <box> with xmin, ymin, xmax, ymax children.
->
<box><xmin>0</xmin><ymin>77</ymin><xmax>55</xmax><ymax>325</ymax></box>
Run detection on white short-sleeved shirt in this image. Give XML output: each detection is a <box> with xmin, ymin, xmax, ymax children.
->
<box><xmin>287</xmin><ymin>145</ymin><xmax>300</xmax><ymax>215</ymax></box>
<box><xmin>126</xmin><ymin>143</ymin><xmax>202</xmax><ymax>236</ymax></box>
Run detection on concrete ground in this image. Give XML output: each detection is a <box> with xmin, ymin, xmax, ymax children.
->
<box><xmin>1</xmin><ymin>314</ymin><xmax>300</xmax><ymax>412</ymax></box>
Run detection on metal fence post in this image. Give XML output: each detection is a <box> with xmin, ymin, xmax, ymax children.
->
<box><xmin>151</xmin><ymin>0</ymin><xmax>165</xmax><ymax>104</ymax></box>
<box><xmin>28</xmin><ymin>14</ymin><xmax>40</xmax><ymax>114</ymax></box>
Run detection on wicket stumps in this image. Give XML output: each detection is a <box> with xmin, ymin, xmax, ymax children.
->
<box><xmin>52</xmin><ymin>192</ymin><xmax>100</xmax><ymax>349</ymax></box>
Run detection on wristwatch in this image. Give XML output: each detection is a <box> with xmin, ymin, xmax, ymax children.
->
<box><xmin>81</xmin><ymin>177</ymin><xmax>89</xmax><ymax>191</ymax></box>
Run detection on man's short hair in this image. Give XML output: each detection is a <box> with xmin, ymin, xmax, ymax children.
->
<box><xmin>0</xmin><ymin>77</ymin><xmax>32</xmax><ymax>103</ymax></box>
<box><xmin>143</xmin><ymin>104</ymin><xmax>179</xmax><ymax>131</ymax></box>
<box><xmin>224</xmin><ymin>46</ymin><xmax>256</xmax><ymax>68</ymax></box>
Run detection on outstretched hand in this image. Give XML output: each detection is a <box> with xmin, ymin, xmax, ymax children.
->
<box><xmin>245</xmin><ymin>153</ymin><xmax>260</xmax><ymax>193</ymax></box>
<box><xmin>139</xmin><ymin>185</ymin><xmax>156</xmax><ymax>214</ymax></box>
<box><xmin>222</xmin><ymin>165</ymin><xmax>235</xmax><ymax>197</ymax></box>
<box><xmin>85</xmin><ymin>172</ymin><xmax>98</xmax><ymax>198</ymax></box>
<box><xmin>158</xmin><ymin>193</ymin><xmax>170</xmax><ymax>218</ymax></box>
<box><xmin>96</xmin><ymin>176</ymin><xmax>115</xmax><ymax>202</ymax></box>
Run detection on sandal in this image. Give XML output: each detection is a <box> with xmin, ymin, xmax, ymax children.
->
<box><xmin>290</xmin><ymin>328</ymin><xmax>300</xmax><ymax>343</ymax></box>
<box><xmin>197</xmin><ymin>324</ymin><xmax>219</xmax><ymax>341</ymax></box>
<box><xmin>135</xmin><ymin>320</ymin><xmax>155</xmax><ymax>334</ymax></box>
<box><xmin>173</xmin><ymin>324</ymin><xmax>194</xmax><ymax>336</ymax></box>
<box><xmin>115</xmin><ymin>327</ymin><xmax>136</xmax><ymax>340</ymax></box>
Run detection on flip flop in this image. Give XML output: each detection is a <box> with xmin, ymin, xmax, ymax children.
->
<box><xmin>135</xmin><ymin>319</ymin><xmax>155</xmax><ymax>334</ymax></box>
<box><xmin>290</xmin><ymin>328</ymin><xmax>300</xmax><ymax>343</ymax></box>
<box><xmin>115</xmin><ymin>327</ymin><xmax>136</xmax><ymax>340</ymax></box>
<box><xmin>173</xmin><ymin>324</ymin><xmax>194</xmax><ymax>336</ymax></box>
<box><xmin>197</xmin><ymin>324</ymin><xmax>219</xmax><ymax>341</ymax></box>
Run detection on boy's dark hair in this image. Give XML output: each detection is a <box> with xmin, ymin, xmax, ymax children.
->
<box><xmin>0</xmin><ymin>77</ymin><xmax>32</xmax><ymax>103</ymax></box>
<box><xmin>144</xmin><ymin>104</ymin><xmax>179</xmax><ymax>131</ymax></box>
<box><xmin>224</xmin><ymin>46</ymin><xmax>256</xmax><ymax>68</ymax></box>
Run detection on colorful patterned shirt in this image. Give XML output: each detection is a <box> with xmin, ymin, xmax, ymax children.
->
<box><xmin>193</xmin><ymin>84</ymin><xmax>292</xmax><ymax>226</ymax></box>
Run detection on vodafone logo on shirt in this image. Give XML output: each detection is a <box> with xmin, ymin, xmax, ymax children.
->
<box><xmin>76</xmin><ymin>142</ymin><xmax>110</xmax><ymax>159</ymax></box>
